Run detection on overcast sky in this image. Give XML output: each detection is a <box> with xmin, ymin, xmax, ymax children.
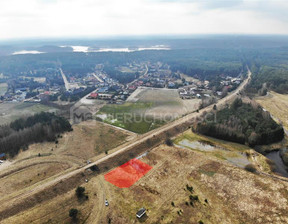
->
<box><xmin>1</xmin><ymin>0</ymin><xmax>288</xmax><ymax>40</ymax></box>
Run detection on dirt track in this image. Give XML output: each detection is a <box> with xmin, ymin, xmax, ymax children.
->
<box><xmin>0</xmin><ymin>70</ymin><xmax>252</xmax><ymax>221</ymax></box>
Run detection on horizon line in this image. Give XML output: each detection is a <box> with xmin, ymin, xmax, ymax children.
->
<box><xmin>1</xmin><ymin>33</ymin><xmax>288</xmax><ymax>43</ymax></box>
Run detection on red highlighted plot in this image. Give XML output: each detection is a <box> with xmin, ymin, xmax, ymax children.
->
<box><xmin>104</xmin><ymin>159</ymin><xmax>152</xmax><ymax>188</ymax></box>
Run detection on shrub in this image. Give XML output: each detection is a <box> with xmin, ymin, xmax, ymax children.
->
<box><xmin>189</xmin><ymin>195</ymin><xmax>199</xmax><ymax>201</ymax></box>
<box><xmin>165</xmin><ymin>138</ymin><xmax>174</xmax><ymax>146</ymax></box>
<box><xmin>245</xmin><ymin>164</ymin><xmax>257</xmax><ymax>173</ymax></box>
<box><xmin>75</xmin><ymin>186</ymin><xmax>85</xmax><ymax>198</ymax></box>
<box><xmin>69</xmin><ymin>208</ymin><xmax>78</xmax><ymax>219</ymax></box>
<box><xmin>186</xmin><ymin>184</ymin><xmax>194</xmax><ymax>193</ymax></box>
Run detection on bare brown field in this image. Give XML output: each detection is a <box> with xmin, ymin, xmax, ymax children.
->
<box><xmin>3</xmin><ymin>132</ymin><xmax>288</xmax><ymax>224</ymax></box>
<box><xmin>127</xmin><ymin>87</ymin><xmax>201</xmax><ymax>118</ymax></box>
<box><xmin>256</xmin><ymin>91</ymin><xmax>288</xmax><ymax>131</ymax></box>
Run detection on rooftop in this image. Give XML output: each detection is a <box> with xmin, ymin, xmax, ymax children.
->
<box><xmin>136</xmin><ymin>208</ymin><xmax>146</xmax><ymax>218</ymax></box>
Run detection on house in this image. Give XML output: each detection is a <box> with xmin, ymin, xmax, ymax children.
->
<box><xmin>98</xmin><ymin>87</ymin><xmax>109</xmax><ymax>93</ymax></box>
<box><xmin>89</xmin><ymin>92</ymin><xmax>98</xmax><ymax>99</ymax></box>
<box><xmin>0</xmin><ymin>153</ymin><xmax>6</xmax><ymax>160</ymax></box>
<box><xmin>98</xmin><ymin>93</ymin><xmax>113</xmax><ymax>100</ymax></box>
<box><xmin>136</xmin><ymin>208</ymin><xmax>146</xmax><ymax>219</ymax></box>
<box><xmin>216</xmin><ymin>91</ymin><xmax>223</xmax><ymax>96</ymax></box>
<box><xmin>168</xmin><ymin>82</ymin><xmax>176</xmax><ymax>88</ymax></box>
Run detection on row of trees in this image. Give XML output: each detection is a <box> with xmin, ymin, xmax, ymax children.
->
<box><xmin>0</xmin><ymin>112</ymin><xmax>72</xmax><ymax>157</ymax></box>
<box><xmin>194</xmin><ymin>99</ymin><xmax>284</xmax><ymax>146</ymax></box>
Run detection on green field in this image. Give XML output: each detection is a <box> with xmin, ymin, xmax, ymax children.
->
<box><xmin>97</xmin><ymin>102</ymin><xmax>166</xmax><ymax>133</ymax></box>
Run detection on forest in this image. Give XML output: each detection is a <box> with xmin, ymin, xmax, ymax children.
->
<box><xmin>0</xmin><ymin>48</ymin><xmax>245</xmax><ymax>81</ymax></box>
<box><xmin>1</xmin><ymin>36</ymin><xmax>288</xmax><ymax>93</ymax></box>
<box><xmin>194</xmin><ymin>99</ymin><xmax>284</xmax><ymax>146</ymax></box>
<box><xmin>0</xmin><ymin>112</ymin><xmax>72</xmax><ymax>157</ymax></box>
<box><xmin>244</xmin><ymin>48</ymin><xmax>288</xmax><ymax>94</ymax></box>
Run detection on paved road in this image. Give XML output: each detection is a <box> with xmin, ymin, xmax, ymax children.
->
<box><xmin>0</xmin><ymin>69</ymin><xmax>252</xmax><ymax>211</ymax></box>
<box><xmin>60</xmin><ymin>68</ymin><xmax>70</xmax><ymax>91</ymax></box>
<box><xmin>93</xmin><ymin>73</ymin><xmax>104</xmax><ymax>83</ymax></box>
<box><xmin>127</xmin><ymin>64</ymin><xmax>148</xmax><ymax>86</ymax></box>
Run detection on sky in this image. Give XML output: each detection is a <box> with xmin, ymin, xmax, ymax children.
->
<box><xmin>1</xmin><ymin>0</ymin><xmax>288</xmax><ymax>40</ymax></box>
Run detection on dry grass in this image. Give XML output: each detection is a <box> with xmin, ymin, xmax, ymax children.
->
<box><xmin>4</xmin><ymin>140</ymin><xmax>288</xmax><ymax>224</ymax></box>
<box><xmin>0</xmin><ymin>102</ymin><xmax>55</xmax><ymax>125</ymax></box>
<box><xmin>0</xmin><ymin>121</ymin><xmax>134</xmax><ymax>223</ymax></box>
<box><xmin>14</xmin><ymin>121</ymin><xmax>132</xmax><ymax>163</ymax></box>
<box><xmin>256</xmin><ymin>91</ymin><xmax>288</xmax><ymax>131</ymax></box>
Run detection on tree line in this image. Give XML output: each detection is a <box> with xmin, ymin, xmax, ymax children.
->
<box><xmin>0</xmin><ymin>112</ymin><xmax>72</xmax><ymax>157</ymax></box>
<box><xmin>194</xmin><ymin>99</ymin><xmax>284</xmax><ymax>146</ymax></box>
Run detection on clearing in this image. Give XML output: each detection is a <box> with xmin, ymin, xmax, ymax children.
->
<box><xmin>0</xmin><ymin>102</ymin><xmax>55</xmax><ymax>125</ymax></box>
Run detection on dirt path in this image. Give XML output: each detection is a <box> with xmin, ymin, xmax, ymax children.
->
<box><xmin>0</xmin><ymin>160</ymin><xmax>12</xmax><ymax>172</ymax></box>
<box><xmin>86</xmin><ymin>176</ymin><xmax>107</xmax><ymax>224</ymax></box>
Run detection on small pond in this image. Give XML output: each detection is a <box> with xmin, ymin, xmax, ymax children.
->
<box><xmin>266</xmin><ymin>150</ymin><xmax>288</xmax><ymax>178</ymax></box>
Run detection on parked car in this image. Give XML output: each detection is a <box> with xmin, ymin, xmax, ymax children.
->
<box><xmin>105</xmin><ymin>199</ymin><xmax>109</xmax><ymax>206</ymax></box>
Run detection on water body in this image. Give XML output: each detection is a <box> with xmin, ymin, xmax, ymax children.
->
<box><xmin>266</xmin><ymin>150</ymin><xmax>288</xmax><ymax>178</ymax></box>
<box><xmin>63</xmin><ymin>46</ymin><xmax>171</xmax><ymax>53</ymax></box>
<box><xmin>178</xmin><ymin>139</ymin><xmax>216</xmax><ymax>152</ymax></box>
<box><xmin>177</xmin><ymin>139</ymin><xmax>250</xmax><ymax>168</ymax></box>
<box><xmin>12</xmin><ymin>50</ymin><xmax>44</xmax><ymax>55</ymax></box>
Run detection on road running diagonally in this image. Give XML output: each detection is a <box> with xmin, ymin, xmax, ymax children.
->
<box><xmin>0</xmin><ymin>69</ymin><xmax>252</xmax><ymax>215</ymax></box>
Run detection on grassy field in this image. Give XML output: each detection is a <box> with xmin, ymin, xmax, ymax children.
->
<box><xmin>0</xmin><ymin>121</ymin><xmax>135</xmax><ymax>223</ymax></box>
<box><xmin>97</xmin><ymin>102</ymin><xmax>165</xmax><ymax>133</ymax></box>
<box><xmin>256</xmin><ymin>91</ymin><xmax>288</xmax><ymax>131</ymax></box>
<box><xmin>4</xmin><ymin>131</ymin><xmax>288</xmax><ymax>224</ymax></box>
<box><xmin>0</xmin><ymin>102</ymin><xmax>56</xmax><ymax>125</ymax></box>
<box><xmin>98</xmin><ymin>88</ymin><xmax>200</xmax><ymax>133</ymax></box>
<box><xmin>256</xmin><ymin>92</ymin><xmax>288</xmax><ymax>163</ymax></box>
<box><xmin>15</xmin><ymin>121</ymin><xmax>132</xmax><ymax>162</ymax></box>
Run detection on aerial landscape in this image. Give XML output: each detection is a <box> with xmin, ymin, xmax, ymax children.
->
<box><xmin>1</xmin><ymin>0</ymin><xmax>288</xmax><ymax>224</ymax></box>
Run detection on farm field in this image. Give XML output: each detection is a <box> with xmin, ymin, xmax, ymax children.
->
<box><xmin>3</xmin><ymin>130</ymin><xmax>288</xmax><ymax>224</ymax></box>
<box><xmin>97</xmin><ymin>87</ymin><xmax>200</xmax><ymax>133</ymax></box>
